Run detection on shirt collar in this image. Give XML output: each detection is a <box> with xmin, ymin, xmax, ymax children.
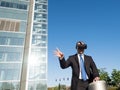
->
<box><xmin>78</xmin><ymin>53</ymin><xmax>84</xmax><ymax>56</ymax></box>
<box><xmin>77</xmin><ymin>54</ymin><xmax>84</xmax><ymax>60</ymax></box>
<box><xmin>77</xmin><ymin>53</ymin><xmax>84</xmax><ymax>58</ymax></box>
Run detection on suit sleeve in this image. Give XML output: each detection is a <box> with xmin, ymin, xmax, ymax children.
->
<box><xmin>90</xmin><ymin>56</ymin><xmax>99</xmax><ymax>78</ymax></box>
<box><xmin>59</xmin><ymin>56</ymin><xmax>72</xmax><ymax>69</ymax></box>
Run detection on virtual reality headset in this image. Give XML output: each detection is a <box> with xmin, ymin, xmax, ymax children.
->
<box><xmin>76</xmin><ymin>41</ymin><xmax>87</xmax><ymax>49</ymax></box>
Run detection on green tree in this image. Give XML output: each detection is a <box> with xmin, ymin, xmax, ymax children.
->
<box><xmin>36</xmin><ymin>83</ymin><xmax>47</xmax><ymax>90</ymax></box>
<box><xmin>98</xmin><ymin>68</ymin><xmax>111</xmax><ymax>85</ymax></box>
<box><xmin>111</xmin><ymin>69</ymin><xmax>120</xmax><ymax>87</ymax></box>
<box><xmin>54</xmin><ymin>86</ymin><xmax>59</xmax><ymax>90</ymax></box>
<box><xmin>60</xmin><ymin>84</ymin><xmax>66</xmax><ymax>90</ymax></box>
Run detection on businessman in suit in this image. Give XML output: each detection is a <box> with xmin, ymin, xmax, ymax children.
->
<box><xmin>54</xmin><ymin>41</ymin><xmax>100</xmax><ymax>90</ymax></box>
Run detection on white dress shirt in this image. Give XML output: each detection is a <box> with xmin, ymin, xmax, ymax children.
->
<box><xmin>77</xmin><ymin>54</ymin><xmax>88</xmax><ymax>79</ymax></box>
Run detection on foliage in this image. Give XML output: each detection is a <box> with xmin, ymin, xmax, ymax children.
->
<box><xmin>98</xmin><ymin>68</ymin><xmax>120</xmax><ymax>90</ymax></box>
<box><xmin>107</xmin><ymin>86</ymin><xmax>117</xmax><ymax>90</ymax></box>
<box><xmin>36</xmin><ymin>83</ymin><xmax>47</xmax><ymax>90</ymax></box>
<box><xmin>107</xmin><ymin>86</ymin><xmax>120</xmax><ymax>90</ymax></box>
<box><xmin>111</xmin><ymin>69</ymin><xmax>120</xmax><ymax>87</ymax></box>
<box><xmin>116</xmin><ymin>87</ymin><xmax>120</xmax><ymax>90</ymax></box>
<box><xmin>52</xmin><ymin>84</ymin><xmax>66</xmax><ymax>90</ymax></box>
<box><xmin>98</xmin><ymin>68</ymin><xmax>111</xmax><ymax>85</ymax></box>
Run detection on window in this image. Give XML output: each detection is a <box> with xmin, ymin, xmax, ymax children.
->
<box><xmin>0</xmin><ymin>36</ymin><xmax>24</xmax><ymax>45</ymax></box>
<box><xmin>0</xmin><ymin>19</ymin><xmax>20</xmax><ymax>32</ymax></box>
<box><xmin>6</xmin><ymin>52</ymin><xmax>22</xmax><ymax>61</ymax></box>
<box><xmin>42</xmin><ymin>24</ymin><xmax>47</xmax><ymax>29</ymax></box>
<box><xmin>42</xmin><ymin>14</ymin><xmax>47</xmax><ymax>18</ymax></box>
<box><xmin>0</xmin><ymin>1</ymin><xmax>27</xmax><ymax>10</ymax></box>
<box><xmin>43</xmin><ymin>5</ymin><xmax>47</xmax><ymax>9</ymax></box>
<box><xmin>0</xmin><ymin>53</ymin><xmax>5</xmax><ymax>61</ymax></box>
<box><xmin>0</xmin><ymin>64</ymin><xmax>21</xmax><ymax>80</ymax></box>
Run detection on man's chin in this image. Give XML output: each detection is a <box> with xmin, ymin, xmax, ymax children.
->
<box><xmin>78</xmin><ymin>52</ymin><xmax>83</xmax><ymax>54</ymax></box>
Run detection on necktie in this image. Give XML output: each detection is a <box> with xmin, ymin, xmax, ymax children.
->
<box><xmin>80</xmin><ymin>55</ymin><xmax>87</xmax><ymax>81</ymax></box>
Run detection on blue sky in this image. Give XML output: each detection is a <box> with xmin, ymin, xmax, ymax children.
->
<box><xmin>48</xmin><ymin>0</ymin><xmax>120</xmax><ymax>87</ymax></box>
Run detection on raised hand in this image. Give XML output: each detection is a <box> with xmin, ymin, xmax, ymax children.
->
<box><xmin>54</xmin><ymin>48</ymin><xmax>64</xmax><ymax>58</ymax></box>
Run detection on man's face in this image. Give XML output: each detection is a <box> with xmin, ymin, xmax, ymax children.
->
<box><xmin>76</xmin><ymin>42</ymin><xmax>85</xmax><ymax>54</ymax></box>
<box><xmin>77</xmin><ymin>48</ymin><xmax>84</xmax><ymax>54</ymax></box>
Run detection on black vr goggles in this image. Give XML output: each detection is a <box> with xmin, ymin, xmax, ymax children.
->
<box><xmin>76</xmin><ymin>41</ymin><xmax>87</xmax><ymax>49</ymax></box>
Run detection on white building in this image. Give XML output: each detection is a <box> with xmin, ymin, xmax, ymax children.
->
<box><xmin>0</xmin><ymin>0</ymin><xmax>48</xmax><ymax>90</ymax></box>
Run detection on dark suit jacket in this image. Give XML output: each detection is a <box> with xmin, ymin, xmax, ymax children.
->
<box><xmin>59</xmin><ymin>54</ymin><xmax>99</xmax><ymax>90</ymax></box>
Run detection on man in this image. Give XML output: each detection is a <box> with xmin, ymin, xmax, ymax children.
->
<box><xmin>54</xmin><ymin>41</ymin><xmax>100</xmax><ymax>90</ymax></box>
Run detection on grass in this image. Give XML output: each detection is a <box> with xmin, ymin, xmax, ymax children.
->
<box><xmin>107</xmin><ymin>87</ymin><xmax>118</xmax><ymax>90</ymax></box>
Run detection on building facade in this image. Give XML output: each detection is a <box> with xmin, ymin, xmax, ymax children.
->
<box><xmin>0</xmin><ymin>0</ymin><xmax>48</xmax><ymax>90</ymax></box>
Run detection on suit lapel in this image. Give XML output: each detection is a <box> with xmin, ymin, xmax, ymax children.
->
<box><xmin>84</xmin><ymin>55</ymin><xmax>87</xmax><ymax>64</ymax></box>
<box><xmin>84</xmin><ymin>55</ymin><xmax>88</xmax><ymax>71</ymax></box>
<box><xmin>74</xmin><ymin>54</ymin><xmax>80</xmax><ymax>69</ymax></box>
<box><xmin>84</xmin><ymin>55</ymin><xmax>87</xmax><ymax>66</ymax></box>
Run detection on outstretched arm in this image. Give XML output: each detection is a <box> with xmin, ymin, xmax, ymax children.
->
<box><xmin>54</xmin><ymin>48</ymin><xmax>71</xmax><ymax>69</ymax></box>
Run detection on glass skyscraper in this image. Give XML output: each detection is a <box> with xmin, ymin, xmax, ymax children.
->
<box><xmin>0</xmin><ymin>0</ymin><xmax>48</xmax><ymax>90</ymax></box>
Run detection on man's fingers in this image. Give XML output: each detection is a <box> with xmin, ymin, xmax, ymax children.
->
<box><xmin>54</xmin><ymin>51</ymin><xmax>61</xmax><ymax>57</ymax></box>
<box><xmin>56</xmin><ymin>47</ymin><xmax>60</xmax><ymax>52</ymax></box>
<box><xmin>54</xmin><ymin>49</ymin><xmax>60</xmax><ymax>56</ymax></box>
<box><xmin>54</xmin><ymin>50</ymin><xmax>58</xmax><ymax>55</ymax></box>
<box><xmin>54</xmin><ymin>48</ymin><xmax>64</xmax><ymax>58</ymax></box>
<box><xmin>56</xmin><ymin>48</ymin><xmax>63</xmax><ymax>54</ymax></box>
